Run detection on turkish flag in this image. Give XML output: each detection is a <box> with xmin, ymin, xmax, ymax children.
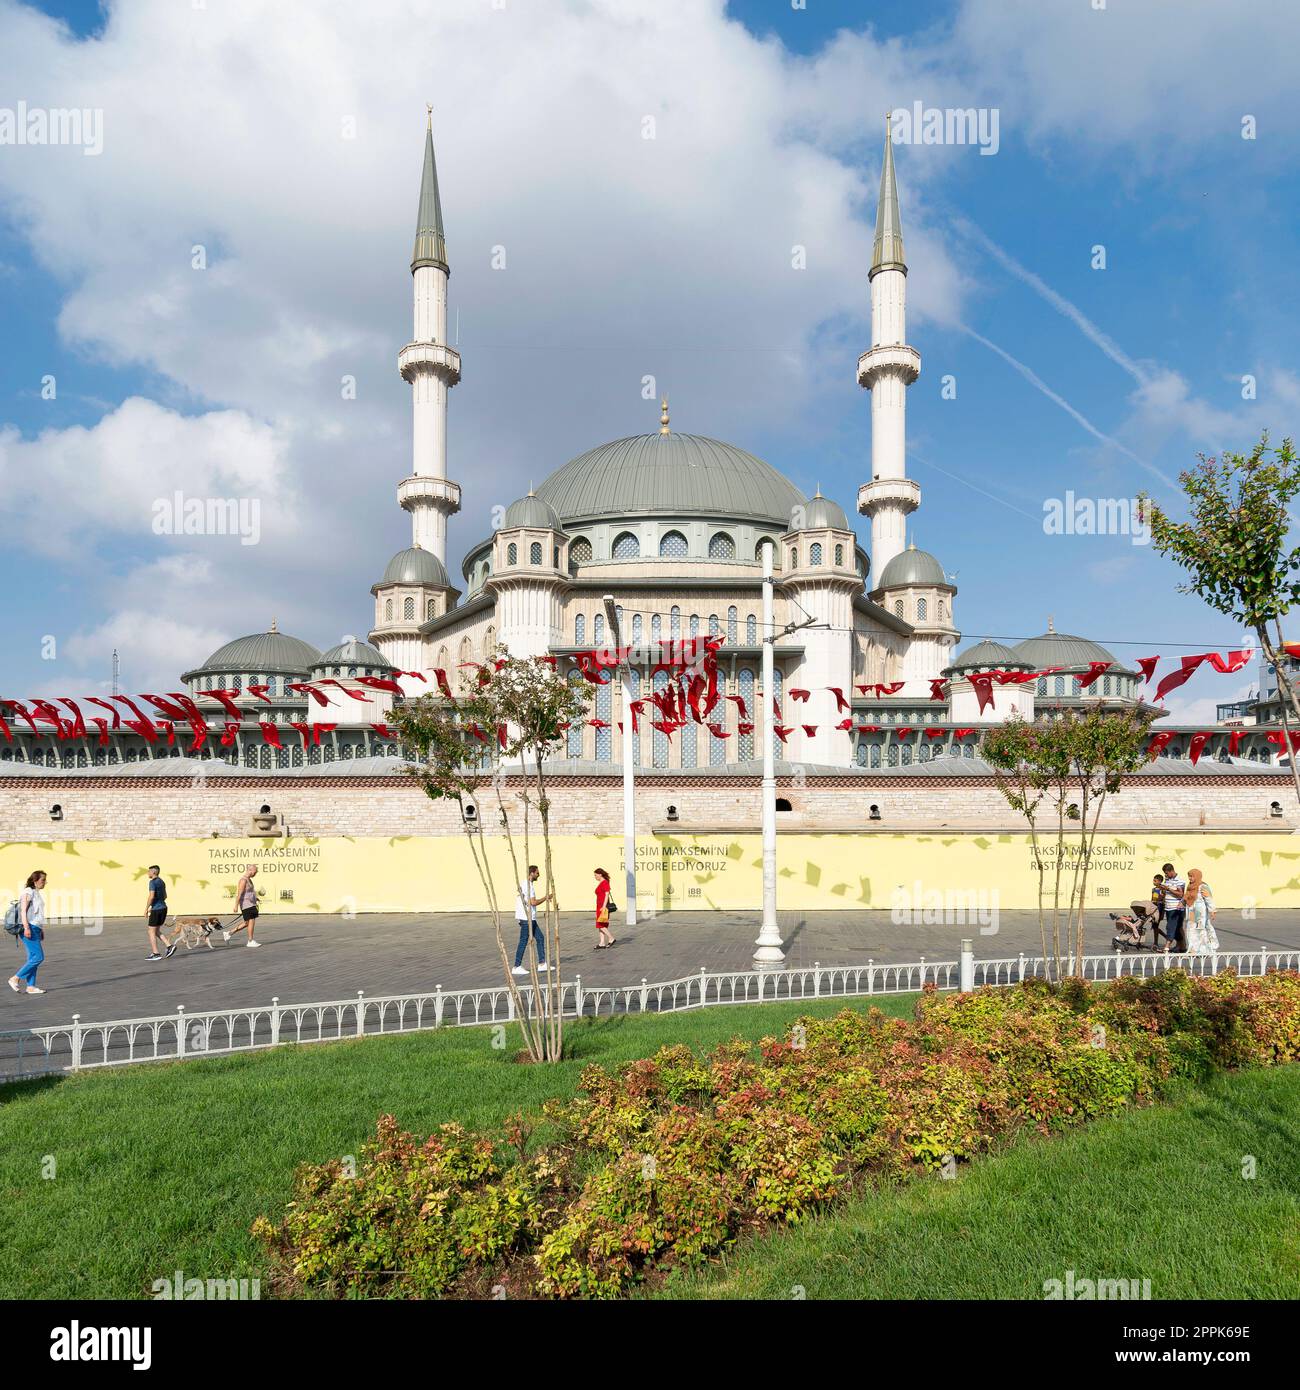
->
<box><xmin>434</xmin><ymin>669</ymin><xmax>455</xmax><ymax>700</ymax></box>
<box><xmin>126</xmin><ymin>718</ymin><xmax>158</xmax><ymax>744</ymax></box>
<box><xmin>1206</xmin><ymin>649</ymin><xmax>1253</xmax><ymax>674</ymax></box>
<box><xmin>1228</xmin><ymin>729</ymin><xmax>1245</xmax><ymax>756</ymax></box>
<box><xmin>836</xmin><ymin>718</ymin><xmax>853</xmax><ymax>731</ymax></box>
<box><xmin>496</xmin><ymin>724</ymin><xmax>508</xmax><ymax>749</ymax></box>
<box><xmin>1135</xmin><ymin>656</ymin><xmax>1160</xmax><ymax>684</ymax></box>
<box><xmin>84</xmin><ymin>696</ymin><xmax>121</xmax><ymax>729</ymax></box>
<box><xmin>628</xmin><ymin>699</ymin><xmax>647</xmax><ymax>733</ymax></box>
<box><xmin>773</xmin><ymin>725</ymin><xmax>792</xmax><ymax>743</ymax></box>
<box><xmin>929</xmin><ymin>679</ymin><xmax>948</xmax><ymax>701</ymax></box>
<box><xmin>968</xmin><ymin>674</ymin><xmax>996</xmax><ymax>713</ymax></box>
<box><xmin>246</xmin><ymin>683</ymin><xmax>273</xmax><ymax>704</ymax></box>
<box><xmin>588</xmin><ymin>719</ymin><xmax>609</xmax><ymax>729</ymax></box>
<box><xmin>801</xmin><ymin>725</ymin><xmax>817</xmax><ymax>737</ymax></box>
<box><xmin>1077</xmin><ymin>661</ymin><xmax>1111</xmax><ymax>689</ymax></box>
<box><xmin>219</xmin><ymin>721</ymin><xmax>241</xmax><ymax>746</ymax></box>
<box><xmin>205</xmin><ymin>688</ymin><xmax>245</xmax><ymax>722</ymax></box>
<box><xmin>370</xmin><ymin>723</ymin><xmax>398</xmax><ymax>738</ymax></box>
<box><xmin>57</xmin><ymin>698</ymin><xmax>88</xmax><ymax>737</ymax></box>
<box><xmin>259</xmin><ymin>721</ymin><xmax>283</xmax><ymax>749</ymax></box>
<box><xmin>90</xmin><ymin>718</ymin><xmax>109</xmax><ymax>746</ymax></box>
<box><xmin>789</xmin><ymin>688</ymin><xmax>811</xmax><ymax>703</ymax></box>
<box><xmin>290</xmin><ymin>721</ymin><xmax>313</xmax><ymax>749</ymax></box>
<box><xmin>737</xmin><ymin>722</ymin><xmax>754</xmax><ymax>736</ymax></box>
<box><xmin>856</xmin><ymin>724</ymin><xmax>879</xmax><ymax>733</ymax></box>
<box><xmin>289</xmin><ymin>682</ymin><xmax>331</xmax><ymax>707</ymax></box>
<box><xmin>708</xmin><ymin>723</ymin><xmax>732</xmax><ymax>739</ymax></box>
<box><xmin>827</xmin><ymin>687</ymin><xmax>850</xmax><ymax>713</ymax></box>
<box><xmin>1188</xmin><ymin>731</ymin><xmax>1211</xmax><ymax>766</ymax></box>
<box><xmin>1154</xmin><ymin>657</ymin><xmax>1202</xmax><ymax>703</ymax></box>
<box><xmin>535</xmin><ymin>655</ymin><xmax>557</xmax><ymax>668</ymax></box>
<box><xmin>311</xmin><ymin>723</ymin><xmax>337</xmax><ymax>744</ymax></box>
<box><xmin>2</xmin><ymin>700</ymin><xmax>41</xmax><ymax>736</ymax></box>
<box><xmin>896</xmin><ymin>727</ymin><xmax>914</xmax><ymax>739</ymax></box>
<box><xmin>726</xmin><ymin>694</ymin><xmax>748</xmax><ymax>720</ymax></box>
<box><xmin>953</xmin><ymin>728</ymin><xmax>975</xmax><ymax>738</ymax></box>
<box><xmin>467</xmin><ymin>724</ymin><xmax>489</xmax><ymax>742</ymax></box>
<box><xmin>1146</xmin><ymin>731</ymin><xmax>1177</xmax><ymax>757</ymax></box>
<box><xmin>925</xmin><ymin>728</ymin><xmax>946</xmax><ymax>739</ymax></box>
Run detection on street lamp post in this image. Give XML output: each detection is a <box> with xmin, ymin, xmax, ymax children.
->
<box><xmin>753</xmin><ymin>542</ymin><xmax>785</xmax><ymax>967</ymax></box>
<box><xmin>604</xmin><ymin>594</ymin><xmax>637</xmax><ymax>929</ymax></box>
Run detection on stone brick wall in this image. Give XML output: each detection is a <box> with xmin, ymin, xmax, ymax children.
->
<box><xmin>2</xmin><ymin>772</ymin><xmax>1294</xmax><ymax>842</ymax></box>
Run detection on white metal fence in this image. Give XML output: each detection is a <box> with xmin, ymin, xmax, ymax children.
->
<box><xmin>2</xmin><ymin>948</ymin><xmax>1296</xmax><ymax>1083</ymax></box>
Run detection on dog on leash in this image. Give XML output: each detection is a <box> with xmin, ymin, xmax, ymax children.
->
<box><xmin>170</xmin><ymin>915</ymin><xmax>223</xmax><ymax>951</ymax></box>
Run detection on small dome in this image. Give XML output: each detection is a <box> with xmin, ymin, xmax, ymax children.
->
<box><xmin>795</xmin><ymin>492</ymin><xmax>849</xmax><ymax>531</ymax></box>
<box><xmin>1012</xmin><ymin>628</ymin><xmax>1120</xmax><ymax>671</ymax></box>
<box><xmin>946</xmin><ymin>639</ymin><xmax>1024</xmax><ymax>673</ymax></box>
<box><xmin>186</xmin><ymin>623</ymin><xmax>321</xmax><ymax>677</ymax></box>
<box><xmin>314</xmin><ymin>636</ymin><xmax>392</xmax><ymax>670</ymax></box>
<box><xmin>877</xmin><ymin>545</ymin><xmax>948</xmax><ymax>589</ymax></box>
<box><xmin>379</xmin><ymin>545</ymin><xmax>450</xmax><ymax>587</ymax></box>
<box><xmin>503</xmin><ymin>492</ymin><xmax>562</xmax><ymax>531</ymax></box>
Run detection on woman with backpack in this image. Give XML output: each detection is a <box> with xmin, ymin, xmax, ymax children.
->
<box><xmin>594</xmin><ymin>867</ymin><xmax>616</xmax><ymax>949</ymax></box>
<box><xmin>7</xmin><ymin>870</ymin><xmax>48</xmax><ymax>995</ymax></box>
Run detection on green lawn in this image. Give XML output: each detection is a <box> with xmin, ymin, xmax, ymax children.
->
<box><xmin>656</xmin><ymin>1063</ymin><xmax>1300</xmax><ymax>1301</ymax></box>
<box><xmin>0</xmin><ymin>994</ymin><xmax>916</xmax><ymax>1300</ymax></box>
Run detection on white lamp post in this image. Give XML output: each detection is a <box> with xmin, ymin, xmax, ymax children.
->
<box><xmin>604</xmin><ymin>594</ymin><xmax>637</xmax><ymax>928</ymax></box>
<box><xmin>753</xmin><ymin>542</ymin><xmax>785</xmax><ymax>967</ymax></box>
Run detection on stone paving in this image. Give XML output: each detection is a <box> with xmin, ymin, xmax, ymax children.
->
<box><xmin>4</xmin><ymin>906</ymin><xmax>1298</xmax><ymax>1031</ymax></box>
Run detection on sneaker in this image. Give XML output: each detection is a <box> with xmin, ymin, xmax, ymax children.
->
<box><xmin>246</xmin><ymin>939</ymin><xmax>261</xmax><ymax>948</ymax></box>
<box><xmin>538</xmin><ymin>962</ymin><xmax>551</xmax><ymax>971</ymax></box>
<box><xmin>222</xmin><ymin>930</ymin><xmax>231</xmax><ymax>943</ymax></box>
<box><xmin>165</xmin><ymin>944</ymin><xmax>178</xmax><ymax>958</ymax></box>
<box><xmin>7</xmin><ymin>977</ymin><xmax>19</xmax><ymax>992</ymax></box>
<box><xmin>511</xmin><ymin>965</ymin><xmax>528</xmax><ymax>976</ymax></box>
<box><xmin>146</xmin><ymin>953</ymin><xmax>162</xmax><ymax>961</ymax></box>
<box><xmin>25</xmin><ymin>986</ymin><xmax>45</xmax><ymax>995</ymax></box>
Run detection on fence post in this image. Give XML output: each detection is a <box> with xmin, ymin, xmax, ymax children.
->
<box><xmin>813</xmin><ymin>962</ymin><xmax>821</xmax><ymax>998</ymax></box>
<box><xmin>959</xmin><ymin>939</ymin><xmax>974</xmax><ymax>993</ymax></box>
<box><xmin>434</xmin><ymin>984</ymin><xmax>444</xmax><ymax>1028</ymax></box>
<box><xmin>700</xmin><ymin>965</ymin><xmax>707</xmax><ymax>1006</ymax></box>
<box><xmin>919</xmin><ymin>955</ymin><xmax>926</xmax><ymax>989</ymax></box>
<box><xmin>639</xmin><ymin>978</ymin><xmax>648</xmax><ymax>1012</ymax></box>
<box><xmin>867</xmin><ymin>959</ymin><xmax>875</xmax><ymax>995</ymax></box>
<box><xmin>1018</xmin><ymin>952</ymin><xmax>1026</xmax><ymax>984</ymax></box>
<box><xmin>355</xmin><ymin>991</ymin><xmax>365</xmax><ymax>1038</ymax></box>
<box><xmin>270</xmin><ymin>997</ymin><xmax>281</xmax><ymax>1047</ymax></box>
<box><xmin>573</xmin><ymin>973</ymin><xmax>584</xmax><ymax>1016</ymax></box>
<box><xmin>176</xmin><ymin>1006</ymin><xmax>186</xmax><ymax>1058</ymax></box>
<box><xmin>70</xmin><ymin>1014</ymin><xmax>82</xmax><ymax>1071</ymax></box>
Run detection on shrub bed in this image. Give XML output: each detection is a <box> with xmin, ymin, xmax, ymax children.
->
<box><xmin>254</xmin><ymin>969</ymin><xmax>1300</xmax><ymax>1299</ymax></box>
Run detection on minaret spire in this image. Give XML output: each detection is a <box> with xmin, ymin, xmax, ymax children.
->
<box><xmin>396</xmin><ymin>110</ymin><xmax>462</xmax><ymax>565</ymax></box>
<box><xmin>857</xmin><ymin>112</ymin><xmax>921</xmax><ymax>584</ymax></box>
<box><xmin>870</xmin><ymin>112</ymin><xmax>906</xmax><ymax>280</ymax></box>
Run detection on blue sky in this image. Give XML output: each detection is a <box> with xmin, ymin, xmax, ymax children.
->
<box><xmin>2</xmin><ymin>0</ymin><xmax>1297</xmax><ymax>722</ymax></box>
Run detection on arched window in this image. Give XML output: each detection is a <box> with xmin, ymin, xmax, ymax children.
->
<box><xmin>1054</xmin><ymin>676</ymin><xmax>1065</xmax><ymax>696</ymax></box>
<box><xmin>507</xmin><ymin>542</ymin><xmax>518</xmax><ymax>565</ymax></box>
<box><xmin>727</xmin><ymin>606</ymin><xmax>738</xmax><ymax>643</ymax></box>
<box><xmin>595</xmin><ymin>677</ymin><xmax>612</xmax><ymax>762</ymax></box>
<box><xmin>530</xmin><ymin>541</ymin><xmax>543</xmax><ymax>565</ymax></box>
<box><xmin>1037</xmin><ymin>677</ymin><xmax>1047</xmax><ymax>695</ymax></box>
<box><xmin>569</xmin><ymin>537</ymin><xmax>592</xmax><ymax>570</ymax></box>
<box><xmin>681</xmin><ymin>709</ymin><xmax>696</xmax><ymax>769</ymax></box>
<box><xmin>660</xmin><ymin>530</ymin><xmax>688</xmax><ymax>558</ymax></box>
<box><xmin>690</xmin><ymin>614</ymin><xmax>700</xmax><ymax>637</ymax></box>
<box><xmin>612</xmin><ymin>531</ymin><xmax>639</xmax><ymax>559</ymax></box>
<box><xmin>870</xmin><ymin>743</ymin><xmax>881</xmax><ymax>769</ymax></box>
<box><xmin>938</xmin><ymin>601</ymin><xmax>946</xmax><ymax>621</ymax></box>
<box><xmin>567</xmin><ymin>670</ymin><xmax>586</xmax><ymax>758</ymax></box>
<box><xmin>484</xmin><ymin>626</ymin><xmax>496</xmax><ymax>658</ymax></box>
<box><xmin>738</xmin><ymin>669</ymin><xmax>755</xmax><ymax>760</ymax></box>
<box><xmin>835</xmin><ymin>544</ymin><xmax>844</xmax><ymax>566</ymax></box>
<box><xmin>1071</xmin><ymin>676</ymin><xmax>1082</xmax><ymax>695</ymax></box>
<box><xmin>594</xmin><ymin>613</ymin><xmax>605</xmax><ymax>644</ymax></box>
<box><xmin>917</xmin><ymin>597</ymin><xmax>927</xmax><ymax>621</ymax></box>
<box><xmin>385</xmin><ymin>599</ymin><xmax>392</xmax><ymax>621</ymax></box>
<box><xmin>403</xmin><ymin>597</ymin><xmax>415</xmax><ymax>620</ymax></box>
<box><xmin>810</xmin><ymin>542</ymin><xmax>823</xmax><ymax>566</ymax></box>
<box><xmin>632</xmin><ymin>613</ymin><xmax>643</xmax><ymax>645</ymax></box>
<box><xmin>554</xmin><ymin>548</ymin><xmax>560</xmax><ymax>568</ymax></box>
<box><xmin>789</xmin><ymin>547</ymin><xmax>798</xmax><ymax>570</ymax></box>
<box><xmin>771</xmin><ymin>666</ymin><xmax>783</xmax><ymax>758</ymax></box>
<box><xmin>651</xmin><ymin>613</ymin><xmax>662</xmax><ymax>643</ymax></box>
<box><xmin>709</xmin><ymin>614</ymin><xmax>719</xmax><ymax>637</ymax></box>
<box><xmin>670</xmin><ymin>606</ymin><xmax>681</xmax><ymax>639</ymax></box>
<box><xmin>629</xmin><ymin>668</ymin><xmax>642</xmax><ymax>767</ymax></box>
<box><xmin>459</xmin><ymin>637</ymin><xmax>472</xmax><ymax>666</ymax></box>
<box><xmin>575</xmin><ymin>614</ymin><xmax>586</xmax><ymax>645</ymax></box>
<box><xmin>746</xmin><ymin>614</ymin><xmax>757</xmax><ymax>645</ymax></box>
<box><xmin>710</xmin><ymin>711</ymin><xmax>727</xmax><ymax>766</ymax></box>
<box><xmin>894</xmin><ymin>600</ymin><xmax>904</xmax><ymax>618</ymax></box>
<box><xmin>708</xmin><ymin>532</ymin><xmax>735</xmax><ymax>560</ymax></box>
<box><xmin>426</xmin><ymin>599</ymin><xmax>435</xmax><ymax>620</ymax></box>
<box><xmin>652</xmin><ymin>670</ymin><xmax>670</xmax><ymax>768</ymax></box>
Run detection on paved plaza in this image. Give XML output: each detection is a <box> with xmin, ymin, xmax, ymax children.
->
<box><xmin>4</xmin><ymin>906</ymin><xmax>1299</xmax><ymax>1030</ymax></box>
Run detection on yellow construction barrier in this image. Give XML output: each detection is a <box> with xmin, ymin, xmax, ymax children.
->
<box><xmin>1</xmin><ymin>830</ymin><xmax>1297</xmax><ymax>916</ymax></box>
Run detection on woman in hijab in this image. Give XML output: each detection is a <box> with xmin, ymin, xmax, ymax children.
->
<box><xmin>1183</xmin><ymin>868</ymin><xmax>1220</xmax><ymax>956</ymax></box>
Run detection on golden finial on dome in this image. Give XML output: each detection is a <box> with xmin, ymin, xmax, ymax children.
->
<box><xmin>270</xmin><ymin>617</ymin><xmax>278</xmax><ymax>633</ymax></box>
<box><xmin>1047</xmin><ymin>614</ymin><xmax>1055</xmax><ymax>633</ymax></box>
<box><xmin>659</xmin><ymin>396</ymin><xmax>670</xmax><ymax>435</ymax></box>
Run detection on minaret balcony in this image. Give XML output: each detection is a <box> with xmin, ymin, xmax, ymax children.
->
<box><xmin>398</xmin><ymin>474</ymin><xmax>462</xmax><ymax>514</ymax></box>
<box><xmin>857</xmin><ymin>477</ymin><xmax>921</xmax><ymax>516</ymax></box>
<box><xmin>857</xmin><ymin>344</ymin><xmax>921</xmax><ymax>388</ymax></box>
<box><xmin>398</xmin><ymin>341</ymin><xmax>462</xmax><ymax>385</ymax></box>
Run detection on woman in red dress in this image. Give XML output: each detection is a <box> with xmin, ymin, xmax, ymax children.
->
<box><xmin>594</xmin><ymin>867</ymin><xmax>615</xmax><ymax>949</ymax></box>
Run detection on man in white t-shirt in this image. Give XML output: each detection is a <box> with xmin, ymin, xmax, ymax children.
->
<box><xmin>513</xmin><ymin>864</ymin><xmax>551</xmax><ymax>976</ymax></box>
<box><xmin>1160</xmin><ymin>861</ymin><xmax>1186</xmax><ymax>952</ymax></box>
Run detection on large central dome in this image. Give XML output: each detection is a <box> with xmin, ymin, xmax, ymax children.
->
<box><xmin>536</xmin><ymin>432</ymin><xmax>806</xmax><ymax>526</ymax></box>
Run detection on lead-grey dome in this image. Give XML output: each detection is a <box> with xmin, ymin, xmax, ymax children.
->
<box><xmin>314</xmin><ymin>637</ymin><xmax>392</xmax><ymax>669</ymax></box>
<box><xmin>947</xmin><ymin>639</ymin><xmax>1024</xmax><ymax>673</ymax></box>
<box><xmin>379</xmin><ymin>545</ymin><xmax>450</xmax><ymax>587</ymax></box>
<box><xmin>187</xmin><ymin>625</ymin><xmax>321</xmax><ymax>676</ymax></box>
<box><xmin>795</xmin><ymin>493</ymin><xmax>849</xmax><ymax>531</ymax></box>
<box><xmin>503</xmin><ymin>492</ymin><xmax>562</xmax><ymax>531</ymax></box>
<box><xmin>1012</xmin><ymin>629</ymin><xmax>1120</xmax><ymax>670</ymax></box>
<box><xmin>877</xmin><ymin>545</ymin><xmax>948</xmax><ymax>589</ymax></box>
<box><xmin>536</xmin><ymin>433</ymin><xmax>805</xmax><ymax>526</ymax></box>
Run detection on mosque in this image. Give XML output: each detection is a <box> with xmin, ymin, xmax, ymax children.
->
<box><xmin>3</xmin><ymin>119</ymin><xmax>1282</xmax><ymax>777</ymax></box>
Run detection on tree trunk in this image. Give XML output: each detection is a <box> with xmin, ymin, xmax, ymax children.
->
<box><xmin>1260</xmin><ymin>624</ymin><xmax>1300</xmax><ymax>806</ymax></box>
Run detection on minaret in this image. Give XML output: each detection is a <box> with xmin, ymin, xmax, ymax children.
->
<box><xmin>396</xmin><ymin>108</ymin><xmax>461</xmax><ymax>564</ymax></box>
<box><xmin>857</xmin><ymin>113</ymin><xmax>921</xmax><ymax>583</ymax></box>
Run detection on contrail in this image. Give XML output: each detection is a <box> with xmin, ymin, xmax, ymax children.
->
<box><xmin>954</xmin><ymin>217</ymin><xmax>1151</xmax><ymax>386</ymax></box>
<box><xmin>956</xmin><ymin>324</ymin><xmax>1176</xmax><ymax>489</ymax></box>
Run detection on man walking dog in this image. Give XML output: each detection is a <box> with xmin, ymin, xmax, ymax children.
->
<box><xmin>144</xmin><ymin>864</ymin><xmax>174</xmax><ymax>961</ymax></box>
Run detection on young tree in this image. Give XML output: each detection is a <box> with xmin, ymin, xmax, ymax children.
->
<box><xmin>985</xmin><ymin>709</ymin><xmax>1153</xmax><ymax>978</ymax></box>
<box><xmin>1140</xmin><ymin>435</ymin><xmax>1300</xmax><ymax>802</ymax></box>
<box><xmin>390</xmin><ymin>653</ymin><xmax>588</xmax><ymax>1063</ymax></box>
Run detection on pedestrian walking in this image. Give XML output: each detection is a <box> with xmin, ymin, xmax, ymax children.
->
<box><xmin>593</xmin><ymin>867</ymin><xmax>616</xmax><ymax>949</ymax></box>
<box><xmin>224</xmin><ymin>865</ymin><xmax>262</xmax><ymax>947</ymax></box>
<box><xmin>1183</xmin><ymin>869</ymin><xmax>1221</xmax><ymax>956</ymax></box>
<box><xmin>1159</xmin><ymin>861</ymin><xmax>1186</xmax><ymax>953</ymax></box>
<box><xmin>7</xmin><ymin>870</ymin><xmax>48</xmax><ymax>995</ymax></box>
<box><xmin>144</xmin><ymin>864</ymin><xmax>171</xmax><ymax>961</ymax></box>
<box><xmin>512</xmin><ymin>864</ymin><xmax>551</xmax><ymax>976</ymax></box>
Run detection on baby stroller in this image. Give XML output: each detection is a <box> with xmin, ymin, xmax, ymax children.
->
<box><xmin>1109</xmin><ymin>900</ymin><xmax>1165</xmax><ymax>952</ymax></box>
